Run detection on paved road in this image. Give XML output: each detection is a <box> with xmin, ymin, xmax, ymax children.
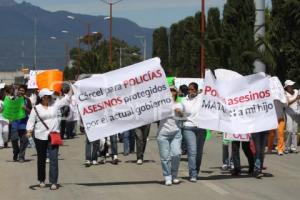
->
<box><xmin>1</xmin><ymin>124</ymin><xmax>300</xmax><ymax>200</ymax></box>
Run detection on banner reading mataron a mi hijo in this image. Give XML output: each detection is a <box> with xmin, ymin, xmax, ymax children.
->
<box><xmin>198</xmin><ymin>70</ymin><xmax>278</xmax><ymax>134</ymax></box>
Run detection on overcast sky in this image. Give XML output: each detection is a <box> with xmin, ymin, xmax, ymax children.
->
<box><xmin>15</xmin><ymin>0</ymin><xmax>228</xmax><ymax>28</ymax></box>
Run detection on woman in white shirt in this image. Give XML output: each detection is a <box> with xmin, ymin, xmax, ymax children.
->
<box><xmin>26</xmin><ymin>88</ymin><xmax>71</xmax><ymax>190</ymax></box>
<box><xmin>284</xmin><ymin>80</ymin><xmax>299</xmax><ymax>153</ymax></box>
<box><xmin>157</xmin><ymin>86</ymin><xmax>183</xmax><ymax>186</ymax></box>
<box><xmin>181</xmin><ymin>82</ymin><xmax>206</xmax><ymax>182</ymax></box>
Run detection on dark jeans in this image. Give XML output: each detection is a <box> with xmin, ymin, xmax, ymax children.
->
<box><xmin>85</xmin><ymin>137</ymin><xmax>100</xmax><ymax>161</ymax></box>
<box><xmin>251</xmin><ymin>131</ymin><xmax>269</xmax><ymax>171</ymax></box>
<box><xmin>110</xmin><ymin>134</ymin><xmax>118</xmax><ymax>156</ymax></box>
<box><xmin>135</xmin><ymin>125</ymin><xmax>150</xmax><ymax>160</ymax></box>
<box><xmin>60</xmin><ymin>120</ymin><xmax>66</xmax><ymax>139</ymax></box>
<box><xmin>11</xmin><ymin>124</ymin><xmax>28</xmax><ymax>160</ymax></box>
<box><xmin>222</xmin><ymin>143</ymin><xmax>230</xmax><ymax>165</ymax></box>
<box><xmin>66</xmin><ymin>121</ymin><xmax>76</xmax><ymax>138</ymax></box>
<box><xmin>123</xmin><ymin>130</ymin><xmax>135</xmax><ymax>155</ymax></box>
<box><xmin>35</xmin><ymin>138</ymin><xmax>59</xmax><ymax>184</ymax></box>
<box><xmin>231</xmin><ymin>141</ymin><xmax>254</xmax><ymax>172</ymax></box>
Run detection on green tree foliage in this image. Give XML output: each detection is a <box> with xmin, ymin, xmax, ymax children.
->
<box><xmin>64</xmin><ymin>32</ymin><xmax>141</xmax><ymax>80</ymax></box>
<box><xmin>165</xmin><ymin>13</ymin><xmax>202</xmax><ymax>77</ymax></box>
<box><xmin>152</xmin><ymin>27</ymin><xmax>170</xmax><ymax>73</ymax></box>
<box><xmin>267</xmin><ymin>0</ymin><xmax>300</xmax><ymax>82</ymax></box>
<box><xmin>206</xmin><ymin>8</ymin><xmax>222</xmax><ymax>70</ymax></box>
<box><xmin>222</xmin><ymin>0</ymin><xmax>256</xmax><ymax>75</ymax></box>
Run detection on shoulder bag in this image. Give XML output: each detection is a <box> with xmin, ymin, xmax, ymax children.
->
<box><xmin>33</xmin><ymin>107</ymin><xmax>63</xmax><ymax>146</ymax></box>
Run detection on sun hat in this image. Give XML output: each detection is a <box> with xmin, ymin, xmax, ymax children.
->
<box><xmin>38</xmin><ymin>88</ymin><xmax>54</xmax><ymax>98</ymax></box>
<box><xmin>284</xmin><ymin>80</ymin><xmax>295</xmax><ymax>88</ymax></box>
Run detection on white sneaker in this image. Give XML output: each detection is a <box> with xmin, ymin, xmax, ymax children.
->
<box><xmin>50</xmin><ymin>184</ymin><xmax>58</xmax><ymax>190</ymax></box>
<box><xmin>221</xmin><ymin>164</ymin><xmax>228</xmax><ymax>170</ymax></box>
<box><xmin>190</xmin><ymin>177</ymin><xmax>197</xmax><ymax>182</ymax></box>
<box><xmin>46</xmin><ymin>158</ymin><xmax>50</xmax><ymax>163</ymax></box>
<box><xmin>39</xmin><ymin>182</ymin><xmax>46</xmax><ymax>188</ymax></box>
<box><xmin>172</xmin><ymin>178</ymin><xmax>180</xmax><ymax>184</ymax></box>
<box><xmin>137</xmin><ymin>159</ymin><xmax>143</xmax><ymax>165</ymax></box>
<box><xmin>92</xmin><ymin>160</ymin><xmax>98</xmax><ymax>165</ymax></box>
<box><xmin>165</xmin><ymin>180</ymin><xmax>172</xmax><ymax>186</ymax></box>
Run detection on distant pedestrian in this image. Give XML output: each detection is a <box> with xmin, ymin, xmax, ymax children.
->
<box><xmin>284</xmin><ymin>80</ymin><xmax>299</xmax><ymax>154</ymax></box>
<box><xmin>135</xmin><ymin>124</ymin><xmax>150</xmax><ymax>165</ymax></box>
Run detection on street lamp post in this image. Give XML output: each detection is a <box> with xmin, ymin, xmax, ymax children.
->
<box><xmin>61</xmin><ymin>30</ymin><xmax>82</xmax><ymax>78</ymax></box>
<box><xmin>50</xmin><ymin>36</ymin><xmax>70</xmax><ymax>71</ymax></box>
<box><xmin>100</xmin><ymin>0</ymin><xmax>124</xmax><ymax>66</ymax></box>
<box><xmin>67</xmin><ymin>15</ymin><xmax>91</xmax><ymax>51</ymax></box>
<box><xmin>200</xmin><ymin>0</ymin><xmax>205</xmax><ymax>78</ymax></box>
<box><xmin>34</xmin><ymin>16</ymin><xmax>37</xmax><ymax>70</ymax></box>
<box><xmin>135</xmin><ymin>35</ymin><xmax>146</xmax><ymax>60</ymax></box>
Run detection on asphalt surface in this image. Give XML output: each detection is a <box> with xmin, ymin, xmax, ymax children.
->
<box><xmin>1</xmin><ymin>124</ymin><xmax>300</xmax><ymax>200</ymax></box>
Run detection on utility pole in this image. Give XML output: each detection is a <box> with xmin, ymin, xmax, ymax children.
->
<box><xmin>200</xmin><ymin>0</ymin><xmax>205</xmax><ymax>78</ymax></box>
<box><xmin>135</xmin><ymin>35</ymin><xmax>146</xmax><ymax>60</ymax></box>
<box><xmin>34</xmin><ymin>16</ymin><xmax>37</xmax><ymax>70</ymax></box>
<box><xmin>65</xmin><ymin>43</ymin><xmax>69</xmax><ymax>68</ymax></box>
<box><xmin>253</xmin><ymin>0</ymin><xmax>266</xmax><ymax>73</ymax></box>
<box><xmin>100</xmin><ymin>0</ymin><xmax>124</xmax><ymax>66</ymax></box>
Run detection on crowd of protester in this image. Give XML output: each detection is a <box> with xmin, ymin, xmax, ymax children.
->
<box><xmin>0</xmin><ymin>78</ymin><xmax>299</xmax><ymax>190</ymax></box>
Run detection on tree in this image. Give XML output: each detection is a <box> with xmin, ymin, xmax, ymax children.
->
<box><xmin>222</xmin><ymin>0</ymin><xmax>256</xmax><ymax>75</ymax></box>
<box><xmin>66</xmin><ymin>32</ymin><xmax>142</xmax><ymax>80</ymax></box>
<box><xmin>205</xmin><ymin>8</ymin><xmax>222</xmax><ymax>70</ymax></box>
<box><xmin>152</xmin><ymin>27</ymin><xmax>169</xmax><ymax>73</ymax></box>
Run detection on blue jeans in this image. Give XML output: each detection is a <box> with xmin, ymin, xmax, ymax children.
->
<box><xmin>157</xmin><ymin>131</ymin><xmax>182</xmax><ymax>181</ymax></box>
<box><xmin>35</xmin><ymin>138</ymin><xmax>59</xmax><ymax>184</ymax></box>
<box><xmin>123</xmin><ymin>130</ymin><xmax>135</xmax><ymax>155</ymax></box>
<box><xmin>183</xmin><ymin>127</ymin><xmax>206</xmax><ymax>178</ymax></box>
<box><xmin>251</xmin><ymin>131</ymin><xmax>268</xmax><ymax>172</ymax></box>
<box><xmin>11</xmin><ymin>119</ymin><xmax>28</xmax><ymax>160</ymax></box>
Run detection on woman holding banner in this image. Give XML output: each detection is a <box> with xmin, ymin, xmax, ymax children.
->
<box><xmin>157</xmin><ymin>86</ymin><xmax>183</xmax><ymax>186</ymax></box>
<box><xmin>26</xmin><ymin>88</ymin><xmax>72</xmax><ymax>190</ymax></box>
<box><xmin>180</xmin><ymin>82</ymin><xmax>206</xmax><ymax>182</ymax></box>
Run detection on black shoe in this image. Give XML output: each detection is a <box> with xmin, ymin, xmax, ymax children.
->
<box><xmin>19</xmin><ymin>159</ymin><xmax>25</xmax><ymax>163</ymax></box>
<box><xmin>253</xmin><ymin>170</ymin><xmax>263</xmax><ymax>179</ymax></box>
<box><xmin>13</xmin><ymin>154</ymin><xmax>18</xmax><ymax>162</ymax></box>
<box><xmin>111</xmin><ymin>159</ymin><xmax>119</xmax><ymax>165</ymax></box>
<box><xmin>248</xmin><ymin>169</ymin><xmax>254</xmax><ymax>175</ymax></box>
<box><xmin>231</xmin><ymin>169</ymin><xmax>241</xmax><ymax>176</ymax></box>
<box><xmin>4</xmin><ymin>142</ymin><xmax>8</xmax><ymax>148</ymax></box>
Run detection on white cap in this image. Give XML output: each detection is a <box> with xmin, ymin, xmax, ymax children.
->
<box><xmin>38</xmin><ymin>88</ymin><xmax>54</xmax><ymax>98</ymax></box>
<box><xmin>284</xmin><ymin>80</ymin><xmax>295</xmax><ymax>88</ymax></box>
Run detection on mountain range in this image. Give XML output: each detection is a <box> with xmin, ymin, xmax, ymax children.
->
<box><xmin>0</xmin><ymin>0</ymin><xmax>153</xmax><ymax>71</ymax></box>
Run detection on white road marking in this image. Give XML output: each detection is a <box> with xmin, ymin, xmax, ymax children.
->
<box><xmin>202</xmin><ymin>181</ymin><xmax>230</xmax><ymax>195</ymax></box>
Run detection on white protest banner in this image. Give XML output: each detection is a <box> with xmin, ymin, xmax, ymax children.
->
<box><xmin>73</xmin><ymin>58</ymin><xmax>173</xmax><ymax>142</ymax></box>
<box><xmin>174</xmin><ymin>78</ymin><xmax>203</xmax><ymax>90</ymax></box>
<box><xmin>27</xmin><ymin>70</ymin><xmax>44</xmax><ymax>89</ymax></box>
<box><xmin>269</xmin><ymin>76</ymin><xmax>287</xmax><ymax>104</ymax></box>
<box><xmin>214</xmin><ymin>69</ymin><xmax>243</xmax><ymax>81</ymax></box>
<box><xmin>198</xmin><ymin>70</ymin><xmax>278</xmax><ymax>134</ymax></box>
<box><xmin>223</xmin><ymin>133</ymin><xmax>251</xmax><ymax>142</ymax></box>
<box><xmin>0</xmin><ymin>83</ymin><xmax>5</xmax><ymax>89</ymax></box>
